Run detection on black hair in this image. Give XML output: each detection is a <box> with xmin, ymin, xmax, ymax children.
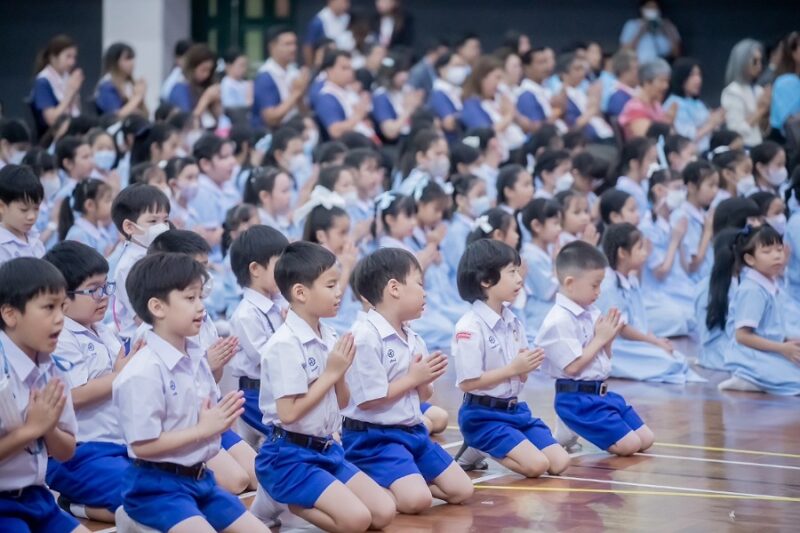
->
<box><xmin>434</xmin><ymin>51</ymin><xmax>455</xmax><ymax>75</ymax></box>
<box><xmin>555</xmin><ymin>240</ymin><xmax>608</xmax><ymax>282</ymax></box>
<box><xmin>243</xmin><ymin>166</ymin><xmax>289</xmax><ymax>205</ymax></box>
<box><xmin>451</xmin><ymin>173</ymin><xmax>481</xmax><ymax>204</ymax></box>
<box><xmin>750</xmin><ymin>141</ymin><xmax>783</xmax><ymax>181</ymax></box>
<box><xmin>466</xmin><ymin>207</ymin><xmax>515</xmax><ymax>245</ymax></box>
<box><xmin>339</xmin><ymin>131</ymin><xmax>376</xmax><ymax>150</ymax></box>
<box><xmin>399</xmin><ymin>129</ymin><xmax>443</xmax><ymax>179</ymax></box>
<box><xmin>223</xmin><ymin>46</ymin><xmax>245</xmax><ymax>65</ymax></box>
<box><xmin>58</xmin><ymin>178</ymin><xmax>112</xmax><ymax>241</ymax></box>
<box><xmin>709</xmin><ymin>130</ymin><xmax>742</xmax><ymax>152</ymax></box>
<box><xmin>148</xmin><ymin>229</ymin><xmax>211</xmax><ymax>256</ymax></box>
<box><xmin>129</xmin><ymin>162</ymin><xmax>163</xmax><ymax>186</ymax></box>
<box><xmin>669</xmin><ymin>57</ymin><xmax>701</xmax><ymax>99</ymax></box>
<box><xmin>44</xmin><ymin>241</ymin><xmax>108</xmax><ymax>294</ymax></box>
<box><xmin>534</xmin><ymin>149</ymin><xmax>570</xmax><ymax>179</ymax></box>
<box><xmin>343</xmin><ymin>147</ymin><xmax>380</xmax><ymax>170</ymax></box>
<box><xmin>712</xmin><ymin>148</ymin><xmax>747</xmax><ymax>192</ymax></box>
<box><xmin>174</xmin><ymin>39</ymin><xmax>193</xmax><ymax>57</ymax></box>
<box><xmin>55</xmin><ymin>135</ymin><xmax>88</xmax><ymax>172</ymax></box>
<box><xmin>527</xmin><ymin>125</ymin><xmax>562</xmax><ymax>157</ymax></box>
<box><xmin>450</xmin><ymin>141</ymin><xmax>481</xmax><ymax>174</ymax></box>
<box><xmin>0</xmin><ymin>119</ymin><xmax>31</xmax><ymax>144</ymax></box>
<box><xmin>785</xmin><ymin>166</ymin><xmax>800</xmax><ymax>206</ymax></box>
<box><xmin>563</xmin><ymin>131</ymin><xmax>586</xmax><ymax>152</ymax></box>
<box><xmin>0</xmin><ymin>258</ymin><xmax>67</xmax><ymax>329</ymax></box>
<box><xmin>712</xmin><ymin>197</ymin><xmax>761</xmax><ymax>234</ymax></box>
<box><xmin>355</xmin><ymin>248</ymin><xmax>422</xmax><ymax>306</ymax></box>
<box><xmin>164</xmin><ymin>156</ymin><xmax>198</xmax><ymax>182</ymax></box>
<box><xmin>707</xmin><ymin>224</ymin><xmax>782</xmax><ymax>331</ymax></box>
<box><xmin>372</xmin><ymin>193</ymin><xmax>416</xmax><ymax>240</ymax></box>
<box><xmin>0</xmin><ymin>164</ymin><xmax>44</xmax><ymax>206</ymax></box>
<box><xmin>318</xmin><ymin>164</ymin><xmax>352</xmax><ymax>192</ymax></box>
<box><xmin>230</xmin><ymin>225</ymin><xmax>289</xmax><ymax>288</ymax></box>
<box><xmin>599</xmin><ymin>189</ymin><xmax>633</xmax><ymax>225</ymax></box>
<box><xmin>314</xmin><ymin>141</ymin><xmax>348</xmax><ymax>165</ymax></box>
<box><xmin>665</xmin><ymin>134</ymin><xmax>691</xmax><ymax>161</ymax></box>
<box><xmin>320</xmin><ymin>49</ymin><xmax>352</xmax><ymax>72</ymax></box>
<box><xmin>555</xmin><ymin>189</ymin><xmax>582</xmax><ymax>212</ymax></box>
<box><xmin>520</xmin><ymin>198</ymin><xmax>562</xmax><ymax>237</ymax></box>
<box><xmin>496</xmin><ymin>164</ymin><xmax>526</xmax><ymax>205</ymax></box>
<box><xmin>601</xmin><ymin>223</ymin><xmax>643</xmax><ymax>270</ymax></box>
<box><xmin>682</xmin><ymin>159</ymin><xmax>716</xmax><ymax>187</ymax></box>
<box><xmin>457</xmin><ymin>239</ymin><xmax>521</xmax><ymax>303</ymax></box>
<box><xmin>617</xmin><ymin>137</ymin><xmax>655</xmax><ymax>177</ymax></box>
<box><xmin>192</xmin><ymin>133</ymin><xmax>231</xmax><ymax>164</ymax></box>
<box><xmin>464</xmin><ymin>127</ymin><xmax>496</xmax><ymax>154</ymax></box>
<box><xmin>749</xmin><ymin>191</ymin><xmax>780</xmax><ymax>216</ymax></box>
<box><xmin>412</xmin><ymin>179</ymin><xmax>448</xmax><ymax>206</ymax></box>
<box><xmin>303</xmin><ymin>205</ymin><xmax>349</xmax><ymax>243</ymax></box>
<box><xmin>571</xmin><ymin>151</ymin><xmax>596</xmax><ymax>179</ymax></box>
<box><xmin>127</xmin><ymin>252</ymin><xmax>208</xmax><ymax>325</ymax></box>
<box><xmin>221</xmin><ymin>203</ymin><xmax>258</xmax><ymax>256</ymax></box>
<box><xmin>264</xmin><ymin>126</ymin><xmax>303</xmax><ymax>167</ymax></box>
<box><xmin>229</xmin><ymin>124</ymin><xmax>255</xmax><ymax>158</ymax></box>
<box><xmin>21</xmin><ymin>148</ymin><xmax>56</xmax><ymax>177</ymax></box>
<box><xmin>266</xmin><ymin>25</ymin><xmax>294</xmax><ymax>46</ymax></box>
<box><xmin>111</xmin><ymin>184</ymin><xmax>171</xmax><ymax>239</ymax></box>
<box><xmin>274</xmin><ymin>241</ymin><xmax>337</xmax><ymax>302</ymax></box>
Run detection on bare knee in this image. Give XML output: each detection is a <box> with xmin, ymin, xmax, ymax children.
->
<box><xmin>637</xmin><ymin>427</ymin><xmax>655</xmax><ymax>451</ymax></box>
<box><xmin>338</xmin><ymin>505</ymin><xmax>373</xmax><ymax>532</ymax></box>
<box><xmin>395</xmin><ymin>492</ymin><xmax>432</xmax><ymax>515</ymax></box>
<box><xmin>609</xmin><ymin>435</ymin><xmax>642</xmax><ymax>457</ymax></box>
<box><xmin>444</xmin><ymin>481</ymin><xmax>474</xmax><ymax>504</ymax></box>
<box><xmin>368</xmin><ymin>495</ymin><xmax>397</xmax><ymax>530</ymax></box>
<box><xmin>517</xmin><ymin>455</ymin><xmax>550</xmax><ymax>478</ymax></box>
<box><xmin>546</xmin><ymin>448</ymin><xmax>571</xmax><ymax>475</ymax></box>
<box><xmin>425</xmin><ymin>407</ymin><xmax>449</xmax><ymax>435</ymax></box>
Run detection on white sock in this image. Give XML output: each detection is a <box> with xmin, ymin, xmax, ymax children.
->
<box><xmin>456</xmin><ymin>446</ymin><xmax>487</xmax><ymax>466</ymax></box>
<box><xmin>718</xmin><ymin>376</ymin><xmax>763</xmax><ymax>392</ymax></box>
<box><xmin>250</xmin><ymin>485</ymin><xmax>285</xmax><ymax>526</ymax></box>
<box><xmin>68</xmin><ymin>503</ymin><xmax>88</xmax><ymax>519</ymax></box>
<box><xmin>555</xmin><ymin>417</ymin><xmax>580</xmax><ymax>450</ymax></box>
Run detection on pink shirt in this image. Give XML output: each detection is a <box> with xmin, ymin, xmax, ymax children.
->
<box><xmin>618</xmin><ymin>97</ymin><xmax>667</xmax><ymax>138</ymax></box>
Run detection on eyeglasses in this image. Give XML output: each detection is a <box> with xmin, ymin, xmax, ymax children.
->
<box><xmin>69</xmin><ymin>282</ymin><xmax>116</xmax><ymax>301</ymax></box>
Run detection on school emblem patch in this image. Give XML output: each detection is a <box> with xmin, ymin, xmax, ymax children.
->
<box><xmin>386</xmin><ymin>349</ymin><xmax>396</xmax><ymax>360</ymax></box>
<box><xmin>87</xmin><ymin>343</ymin><xmax>95</xmax><ymax>352</ymax></box>
<box><xmin>169</xmin><ymin>380</ymin><xmax>177</xmax><ymax>394</ymax></box>
<box><xmin>488</xmin><ymin>336</ymin><xmax>497</xmax><ymax>346</ymax></box>
<box><xmin>308</xmin><ymin>357</ymin><xmax>317</xmax><ymax>368</ymax></box>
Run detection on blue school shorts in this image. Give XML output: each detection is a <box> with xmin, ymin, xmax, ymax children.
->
<box><xmin>554</xmin><ymin>387</ymin><xmax>644</xmax><ymax>451</ymax></box>
<box><xmin>241</xmin><ymin>388</ymin><xmax>273</xmax><ymax>435</ymax></box>
<box><xmin>221</xmin><ymin>429</ymin><xmax>242</xmax><ymax>450</ymax></box>
<box><xmin>255</xmin><ymin>432</ymin><xmax>359</xmax><ymax>509</ymax></box>
<box><xmin>420</xmin><ymin>401</ymin><xmax>432</xmax><ymax>414</ymax></box>
<box><xmin>0</xmin><ymin>485</ymin><xmax>79</xmax><ymax>532</ymax></box>
<box><xmin>342</xmin><ymin>423</ymin><xmax>453</xmax><ymax>488</ymax></box>
<box><xmin>46</xmin><ymin>441</ymin><xmax>131</xmax><ymax>512</ymax></box>
<box><xmin>458</xmin><ymin>401</ymin><xmax>557</xmax><ymax>459</ymax></box>
<box><xmin>121</xmin><ymin>463</ymin><xmax>246</xmax><ymax>531</ymax></box>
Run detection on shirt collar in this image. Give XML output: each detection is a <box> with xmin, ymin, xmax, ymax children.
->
<box><xmin>472</xmin><ymin>300</ymin><xmax>504</xmax><ymax>329</ymax></box>
<box><xmin>366</xmin><ymin>308</ymin><xmax>406</xmax><ymax>341</ymax></box>
<box><xmin>243</xmin><ymin>288</ymin><xmax>277</xmax><ymax>315</ymax></box>
<box><xmin>0</xmin><ymin>225</ymin><xmax>39</xmax><ymax>246</ymax></box>
<box><xmin>0</xmin><ymin>331</ymin><xmax>51</xmax><ymax>382</ymax></box>
<box><xmin>743</xmin><ymin>267</ymin><xmax>779</xmax><ymax>296</ymax></box>
<box><xmin>555</xmin><ymin>292</ymin><xmax>591</xmax><ymax>318</ymax></box>
<box><xmin>285</xmin><ymin>309</ymin><xmax>324</xmax><ymax>346</ymax></box>
<box><xmin>75</xmin><ymin>217</ymin><xmax>102</xmax><ymax>239</ymax></box>
<box><xmin>144</xmin><ymin>330</ymin><xmax>201</xmax><ymax>371</ymax></box>
<box><xmin>682</xmin><ymin>202</ymin><xmax>706</xmax><ymax>224</ymax></box>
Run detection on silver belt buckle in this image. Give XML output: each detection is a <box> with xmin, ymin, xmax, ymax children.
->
<box><xmin>323</xmin><ymin>439</ymin><xmax>333</xmax><ymax>451</ymax></box>
<box><xmin>599</xmin><ymin>382</ymin><xmax>608</xmax><ymax>396</ymax></box>
<box><xmin>196</xmin><ymin>463</ymin><xmax>207</xmax><ymax>480</ymax></box>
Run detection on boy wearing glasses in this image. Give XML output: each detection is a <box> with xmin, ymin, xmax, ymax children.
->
<box><xmin>43</xmin><ymin>241</ymin><xmax>133</xmax><ymax>524</ymax></box>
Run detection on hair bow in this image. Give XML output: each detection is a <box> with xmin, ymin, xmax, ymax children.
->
<box><xmin>473</xmin><ymin>215</ymin><xmax>493</xmax><ymax>234</ymax></box>
<box><xmin>375</xmin><ymin>192</ymin><xmax>396</xmax><ymax>214</ymax></box>
<box><xmin>462</xmin><ymin>136</ymin><xmax>480</xmax><ymax>149</ymax></box>
<box><xmin>739</xmin><ymin>223</ymin><xmax>753</xmax><ymax>237</ymax></box>
<box><xmin>255</xmin><ymin>133</ymin><xmax>273</xmax><ymax>153</ymax></box>
<box><xmin>440</xmin><ymin>181</ymin><xmax>454</xmax><ymax>195</ymax></box>
<box><xmin>293</xmin><ymin>185</ymin><xmax>346</xmax><ymax>224</ymax></box>
<box><xmin>412</xmin><ymin>177</ymin><xmax>430</xmax><ymax>202</ymax></box>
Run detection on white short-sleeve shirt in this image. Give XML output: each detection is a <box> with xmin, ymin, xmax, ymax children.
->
<box><xmin>343</xmin><ymin>309</ymin><xmax>426</xmax><ymax>426</ymax></box>
<box><xmin>536</xmin><ymin>293</ymin><xmax>611</xmax><ymax>381</ymax></box>
<box><xmin>229</xmin><ymin>288</ymin><xmax>284</xmax><ymax>380</ymax></box>
<box><xmin>0</xmin><ymin>332</ymin><xmax>78</xmax><ymax>491</ymax></box>
<box><xmin>112</xmin><ymin>331</ymin><xmax>220</xmax><ymax>466</ymax></box>
<box><xmin>0</xmin><ymin>226</ymin><xmax>46</xmax><ymax>265</ymax></box>
<box><xmin>452</xmin><ymin>300</ymin><xmax>528</xmax><ymax>399</ymax></box>
<box><xmin>259</xmin><ymin>310</ymin><xmax>340</xmax><ymax>437</ymax></box>
<box><xmin>110</xmin><ymin>241</ymin><xmax>148</xmax><ymax>339</ymax></box>
<box><xmin>55</xmin><ymin>317</ymin><xmax>123</xmax><ymax>443</ymax></box>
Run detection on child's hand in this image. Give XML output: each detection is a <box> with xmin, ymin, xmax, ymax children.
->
<box><xmin>581</xmin><ymin>223</ymin><xmax>600</xmax><ymax>246</ymax></box>
<box><xmin>427</xmin><ymin>223</ymin><xmax>447</xmax><ymax>246</ymax></box>
<box><xmin>197</xmin><ymin>391</ymin><xmax>244</xmax><ymax>438</ymax></box>
<box><xmin>207</xmin><ymin>336</ymin><xmax>239</xmax><ymax>373</ymax></box>
<box><xmin>113</xmin><ymin>343</ymin><xmax>139</xmax><ymax>373</ymax></box>
<box><xmin>326</xmin><ymin>333</ymin><xmax>356</xmax><ymax>377</ymax></box>
<box><xmin>409</xmin><ymin>351</ymin><xmax>448</xmax><ymax>385</ymax></box>
<box><xmin>653</xmin><ymin>337</ymin><xmax>674</xmax><ymax>354</ymax></box>
<box><xmin>595</xmin><ymin>308</ymin><xmax>623</xmax><ymax>344</ymax></box>
<box><xmin>510</xmin><ymin>347</ymin><xmax>545</xmax><ymax>376</ymax></box>
<box><xmin>25</xmin><ymin>379</ymin><xmax>66</xmax><ymax>437</ymax></box>
<box><xmin>780</xmin><ymin>340</ymin><xmax>800</xmax><ymax>365</ymax></box>
<box><xmin>339</xmin><ymin>240</ymin><xmax>358</xmax><ymax>272</ymax></box>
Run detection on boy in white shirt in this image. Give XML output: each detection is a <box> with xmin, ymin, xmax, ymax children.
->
<box><xmin>0</xmin><ymin>257</ymin><xmax>87</xmax><ymax>533</ymax></box>
<box><xmin>536</xmin><ymin>241</ymin><xmax>655</xmax><ymax>456</ymax></box>
<box><xmin>0</xmin><ymin>165</ymin><xmax>46</xmax><ymax>265</ymax></box>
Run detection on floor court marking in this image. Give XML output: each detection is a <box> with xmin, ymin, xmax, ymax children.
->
<box><xmin>442</xmin><ymin>440</ymin><xmax>464</xmax><ymax>450</ymax></box>
<box><xmin>635</xmin><ymin>452</ymin><xmax>800</xmax><ymax>471</ymax></box>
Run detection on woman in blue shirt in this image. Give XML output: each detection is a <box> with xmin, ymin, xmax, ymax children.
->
<box><xmin>31</xmin><ymin>34</ymin><xmax>83</xmax><ymax>136</ymax></box>
<box><xmin>371</xmin><ymin>53</ymin><xmax>424</xmax><ymax>145</ymax></box>
<box><xmin>664</xmin><ymin>58</ymin><xmax>725</xmax><ymax>153</ymax></box>
<box><xmin>95</xmin><ymin>43</ymin><xmax>147</xmax><ymax>119</ymax></box>
<box><xmin>428</xmin><ymin>51</ymin><xmax>469</xmax><ymax>142</ymax></box>
<box><xmin>769</xmin><ymin>32</ymin><xmax>800</xmax><ymax>136</ymax></box>
<box><xmin>168</xmin><ymin>44</ymin><xmax>222</xmax><ymax>125</ymax></box>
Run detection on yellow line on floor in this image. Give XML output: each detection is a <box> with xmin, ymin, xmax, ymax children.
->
<box><xmin>473</xmin><ymin>485</ymin><xmax>800</xmax><ymax>503</ymax></box>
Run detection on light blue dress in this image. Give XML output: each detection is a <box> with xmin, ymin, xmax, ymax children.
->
<box><xmin>724</xmin><ymin>268</ymin><xmax>800</xmax><ymax>395</ymax></box>
<box><xmin>521</xmin><ymin>242</ymin><xmax>557</xmax><ymax>343</ymax></box>
<box><xmin>639</xmin><ymin>215</ymin><xmax>696</xmax><ymax>336</ymax></box>
<box><xmin>778</xmin><ymin>212</ymin><xmax>800</xmax><ymax>338</ymax></box>
<box><xmin>664</xmin><ymin>94</ymin><xmax>712</xmax><ymax>153</ymax></box>
<box><xmin>597</xmin><ymin>269</ymin><xmax>703</xmax><ymax>384</ymax></box>
<box><xmin>693</xmin><ymin>276</ymin><xmax>736</xmax><ymax>371</ymax></box>
<box><xmin>670</xmin><ymin>202</ymin><xmax>712</xmax><ymax>285</ymax></box>
<box><xmin>64</xmin><ymin>217</ymin><xmax>116</xmax><ymax>258</ymax></box>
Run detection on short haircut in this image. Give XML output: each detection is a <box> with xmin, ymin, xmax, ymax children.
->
<box><xmin>0</xmin><ymin>258</ymin><xmax>67</xmax><ymax>329</ymax></box>
<box><xmin>148</xmin><ymin>229</ymin><xmax>211</xmax><ymax>257</ymax></box>
<box><xmin>314</xmin><ymin>141</ymin><xmax>348</xmax><ymax>165</ymax></box>
<box><xmin>601</xmin><ymin>223</ymin><xmax>643</xmax><ymax>270</ymax></box>
<box><xmin>534</xmin><ymin>149</ymin><xmax>570</xmax><ymax>177</ymax></box>
<box><xmin>266</xmin><ymin>25</ymin><xmax>294</xmax><ymax>45</ymax></box>
<box><xmin>192</xmin><ymin>133</ymin><xmax>231</xmax><ymax>163</ymax></box>
<box><xmin>274</xmin><ymin>242</ymin><xmax>337</xmax><ymax>302</ymax></box>
<box><xmin>555</xmin><ymin>240</ymin><xmax>608</xmax><ymax>283</ymax></box>
<box><xmin>0</xmin><ymin>164</ymin><xmax>44</xmax><ymax>205</ymax></box>
<box><xmin>682</xmin><ymin>159</ymin><xmax>716</xmax><ymax>187</ymax></box>
<box><xmin>343</xmin><ymin>148</ymin><xmax>380</xmax><ymax>169</ymax></box>
<box><xmin>230</xmin><ymin>225</ymin><xmax>290</xmax><ymax>288</ymax></box>
<box><xmin>318</xmin><ymin>164</ymin><xmax>352</xmax><ymax>191</ymax></box>
<box><xmin>520</xmin><ymin>198</ymin><xmax>562</xmax><ymax>234</ymax></box>
<box><xmin>44</xmin><ymin>241</ymin><xmax>109</xmax><ymax>294</ymax></box>
<box><xmin>457</xmin><ymin>239</ymin><xmax>521</xmax><ymax>303</ymax></box>
<box><xmin>111</xmin><ymin>184</ymin><xmax>171</xmax><ymax>239</ymax></box>
<box><xmin>55</xmin><ymin>135</ymin><xmax>88</xmax><ymax>171</ymax></box>
<box><xmin>355</xmin><ymin>248</ymin><xmax>421</xmax><ymax>306</ymax></box>
<box><xmin>0</xmin><ymin>119</ymin><xmax>31</xmax><ymax>144</ymax></box>
<box><xmin>599</xmin><ymin>189</ymin><xmax>633</xmax><ymax>225</ymax></box>
<box><xmin>127</xmin><ymin>253</ymin><xmax>208</xmax><ymax>325</ymax></box>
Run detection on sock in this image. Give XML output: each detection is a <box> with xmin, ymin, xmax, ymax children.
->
<box><xmin>69</xmin><ymin>503</ymin><xmax>88</xmax><ymax>519</ymax></box>
<box><xmin>250</xmin><ymin>485</ymin><xmax>285</xmax><ymax>526</ymax></box>
<box><xmin>718</xmin><ymin>376</ymin><xmax>763</xmax><ymax>392</ymax></box>
<box><xmin>555</xmin><ymin>417</ymin><xmax>581</xmax><ymax>451</ymax></box>
<box><xmin>456</xmin><ymin>445</ymin><xmax>487</xmax><ymax>466</ymax></box>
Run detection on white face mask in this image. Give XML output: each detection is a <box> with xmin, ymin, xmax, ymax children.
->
<box><xmin>93</xmin><ymin>149</ymin><xmax>116</xmax><ymax>171</ymax></box>
<box><xmin>175</xmin><ymin>147</ymin><xmax>188</xmax><ymax>158</ymax></box>
<box><xmin>179</xmin><ymin>181</ymin><xmax>199</xmax><ymax>202</ymax></box>
<box><xmin>288</xmin><ymin>153</ymin><xmax>313</xmax><ymax>186</ymax></box>
<box><xmin>665</xmin><ymin>188</ymin><xmax>687</xmax><ymax>210</ymax></box>
<box><xmin>134</xmin><ymin>222</ymin><xmax>169</xmax><ymax>247</ymax></box>
<box><xmin>766</xmin><ymin>213</ymin><xmax>787</xmax><ymax>235</ymax></box>
<box><xmin>642</xmin><ymin>7</ymin><xmax>660</xmax><ymax>20</ymax></box>
<box><xmin>766</xmin><ymin>166</ymin><xmax>788</xmax><ymax>187</ymax></box>
<box><xmin>429</xmin><ymin>157</ymin><xmax>450</xmax><ymax>179</ymax></box>
<box><xmin>304</xmin><ymin>129</ymin><xmax>320</xmax><ymax>156</ymax></box>
<box><xmin>9</xmin><ymin>150</ymin><xmax>26</xmax><ymax>165</ymax></box>
<box><xmin>736</xmin><ymin>174</ymin><xmax>757</xmax><ymax>197</ymax></box>
<box><xmin>342</xmin><ymin>190</ymin><xmax>359</xmax><ymax>205</ymax></box>
<box><xmin>445</xmin><ymin>65</ymin><xmax>470</xmax><ymax>86</ymax></box>
<box><xmin>41</xmin><ymin>175</ymin><xmax>61</xmax><ymax>200</ymax></box>
<box><xmin>555</xmin><ymin>172</ymin><xmax>575</xmax><ymax>193</ymax></box>
<box><xmin>469</xmin><ymin>195</ymin><xmax>492</xmax><ymax>218</ymax></box>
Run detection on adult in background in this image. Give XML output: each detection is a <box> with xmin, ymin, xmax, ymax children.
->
<box><xmin>721</xmin><ymin>39</ymin><xmax>771</xmax><ymax>148</ymax></box>
<box><xmin>620</xmin><ymin>0</ymin><xmax>681</xmax><ymax>63</ymax></box>
<box><xmin>31</xmin><ymin>34</ymin><xmax>83</xmax><ymax>135</ymax></box>
<box><xmin>618</xmin><ymin>58</ymin><xmax>673</xmax><ymax>139</ymax></box>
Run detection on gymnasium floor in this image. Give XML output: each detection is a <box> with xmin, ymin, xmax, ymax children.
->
<box><xmin>83</xmin><ymin>340</ymin><xmax>800</xmax><ymax>532</ymax></box>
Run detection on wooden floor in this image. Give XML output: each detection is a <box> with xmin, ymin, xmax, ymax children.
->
<box><xmin>82</xmin><ymin>340</ymin><xmax>800</xmax><ymax>532</ymax></box>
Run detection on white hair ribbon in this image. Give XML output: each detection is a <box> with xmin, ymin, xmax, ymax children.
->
<box><xmin>293</xmin><ymin>185</ymin><xmax>346</xmax><ymax>224</ymax></box>
<box><xmin>473</xmin><ymin>215</ymin><xmax>493</xmax><ymax>234</ymax></box>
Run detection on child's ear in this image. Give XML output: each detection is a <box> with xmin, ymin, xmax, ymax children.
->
<box><xmin>743</xmin><ymin>252</ymin><xmax>756</xmax><ymax>268</ymax></box>
<box><xmin>617</xmin><ymin>247</ymin><xmax>629</xmax><ymax>263</ymax></box>
<box><xmin>530</xmin><ymin>219</ymin><xmax>543</xmax><ymax>235</ymax></box>
<box><xmin>291</xmin><ymin>282</ymin><xmax>307</xmax><ymax>304</ymax></box>
<box><xmin>386</xmin><ymin>279</ymin><xmax>400</xmax><ymax>299</ymax></box>
<box><xmin>609</xmin><ymin>212</ymin><xmax>622</xmax><ymax>224</ymax></box>
<box><xmin>314</xmin><ymin>229</ymin><xmax>327</xmax><ymax>244</ymax></box>
<box><xmin>0</xmin><ymin>304</ymin><xmax>19</xmax><ymax>329</ymax></box>
<box><xmin>562</xmin><ymin>275</ymin><xmax>575</xmax><ymax>290</ymax></box>
<box><xmin>248</xmin><ymin>261</ymin><xmax>261</xmax><ymax>280</ymax></box>
<box><xmin>258</xmin><ymin>190</ymin><xmax>270</xmax><ymax>205</ymax></box>
<box><xmin>147</xmin><ymin>297</ymin><xmax>167</xmax><ymax>321</ymax></box>
<box><xmin>121</xmin><ymin>219</ymin><xmax>139</xmax><ymax>238</ymax></box>
<box><xmin>84</xmin><ymin>198</ymin><xmax>96</xmax><ymax>213</ymax></box>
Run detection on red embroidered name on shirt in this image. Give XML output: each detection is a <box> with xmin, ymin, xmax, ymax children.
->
<box><xmin>455</xmin><ymin>331</ymin><xmax>472</xmax><ymax>341</ymax></box>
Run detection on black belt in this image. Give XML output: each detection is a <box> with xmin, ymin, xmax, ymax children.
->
<box><xmin>555</xmin><ymin>379</ymin><xmax>608</xmax><ymax>396</ymax></box>
<box><xmin>341</xmin><ymin>417</ymin><xmax>415</xmax><ymax>432</ymax></box>
<box><xmin>463</xmin><ymin>393</ymin><xmax>518</xmax><ymax>411</ymax></box>
<box><xmin>134</xmin><ymin>459</ymin><xmax>207</xmax><ymax>479</ymax></box>
<box><xmin>272</xmin><ymin>426</ymin><xmax>333</xmax><ymax>452</ymax></box>
<box><xmin>0</xmin><ymin>488</ymin><xmax>26</xmax><ymax>498</ymax></box>
<box><xmin>238</xmin><ymin>376</ymin><xmax>261</xmax><ymax>390</ymax></box>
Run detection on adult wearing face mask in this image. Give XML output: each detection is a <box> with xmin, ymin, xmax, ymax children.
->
<box><xmin>620</xmin><ymin>0</ymin><xmax>681</xmax><ymax>63</ymax></box>
<box><xmin>428</xmin><ymin>52</ymin><xmax>469</xmax><ymax>143</ymax></box>
<box><xmin>0</xmin><ymin>119</ymin><xmax>32</xmax><ymax>170</ymax></box>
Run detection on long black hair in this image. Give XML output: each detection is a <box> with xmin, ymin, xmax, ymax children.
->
<box><xmin>706</xmin><ymin>224</ymin><xmax>782</xmax><ymax>331</ymax></box>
